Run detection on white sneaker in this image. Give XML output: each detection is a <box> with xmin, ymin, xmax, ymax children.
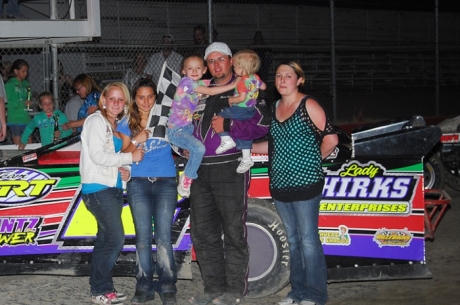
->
<box><xmin>216</xmin><ymin>138</ymin><xmax>236</xmax><ymax>154</ymax></box>
<box><xmin>177</xmin><ymin>174</ymin><xmax>193</xmax><ymax>198</ymax></box>
<box><xmin>299</xmin><ymin>301</ymin><xmax>316</xmax><ymax>305</ymax></box>
<box><xmin>279</xmin><ymin>296</ymin><xmax>299</xmax><ymax>305</ymax></box>
<box><xmin>236</xmin><ymin>158</ymin><xmax>254</xmax><ymax>173</ymax></box>
<box><xmin>91</xmin><ymin>292</ymin><xmax>123</xmax><ymax>305</ymax></box>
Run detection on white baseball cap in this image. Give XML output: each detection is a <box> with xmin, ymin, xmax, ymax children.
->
<box><xmin>204</xmin><ymin>42</ymin><xmax>232</xmax><ymax>60</ymax></box>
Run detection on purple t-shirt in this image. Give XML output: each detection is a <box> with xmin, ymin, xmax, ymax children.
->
<box><xmin>168</xmin><ymin>76</ymin><xmax>206</xmax><ymax>127</ymax></box>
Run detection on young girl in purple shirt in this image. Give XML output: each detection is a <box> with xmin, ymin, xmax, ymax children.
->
<box><xmin>167</xmin><ymin>54</ymin><xmax>236</xmax><ymax>197</ymax></box>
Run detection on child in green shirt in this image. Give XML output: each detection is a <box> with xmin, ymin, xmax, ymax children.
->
<box><xmin>5</xmin><ymin>59</ymin><xmax>32</xmax><ymax>145</ymax></box>
<box><xmin>18</xmin><ymin>92</ymin><xmax>72</xmax><ymax>150</ymax></box>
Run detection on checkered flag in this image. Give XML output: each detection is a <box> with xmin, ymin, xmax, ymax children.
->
<box><xmin>146</xmin><ymin>62</ymin><xmax>181</xmax><ymax>140</ymax></box>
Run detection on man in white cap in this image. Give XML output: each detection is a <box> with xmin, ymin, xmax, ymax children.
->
<box><xmin>144</xmin><ymin>34</ymin><xmax>183</xmax><ymax>85</ymax></box>
<box><xmin>188</xmin><ymin>42</ymin><xmax>269</xmax><ymax>305</ymax></box>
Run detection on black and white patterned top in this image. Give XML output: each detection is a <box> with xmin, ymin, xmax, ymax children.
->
<box><xmin>268</xmin><ymin>96</ymin><xmax>335</xmax><ymax>202</ymax></box>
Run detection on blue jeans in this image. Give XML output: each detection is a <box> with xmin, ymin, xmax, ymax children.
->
<box><xmin>0</xmin><ymin>0</ymin><xmax>20</xmax><ymax>17</ymax></box>
<box><xmin>218</xmin><ymin>106</ymin><xmax>255</xmax><ymax>150</ymax></box>
<box><xmin>82</xmin><ymin>187</ymin><xmax>125</xmax><ymax>296</ymax></box>
<box><xmin>273</xmin><ymin>194</ymin><xmax>328</xmax><ymax>305</ymax></box>
<box><xmin>127</xmin><ymin>178</ymin><xmax>178</xmax><ymax>295</ymax></box>
<box><xmin>167</xmin><ymin>124</ymin><xmax>205</xmax><ymax>179</ymax></box>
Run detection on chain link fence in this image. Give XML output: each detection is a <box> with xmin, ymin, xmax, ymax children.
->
<box><xmin>1</xmin><ymin>0</ymin><xmax>459</xmax><ymax>145</ymax></box>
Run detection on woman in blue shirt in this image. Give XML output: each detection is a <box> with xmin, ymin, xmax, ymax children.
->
<box><xmin>62</xmin><ymin>73</ymin><xmax>101</xmax><ymax>132</ymax></box>
<box><xmin>117</xmin><ymin>78</ymin><xmax>178</xmax><ymax>305</ymax></box>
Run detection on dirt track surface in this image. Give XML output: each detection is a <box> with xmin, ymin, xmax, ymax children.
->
<box><xmin>1</xmin><ymin>187</ymin><xmax>459</xmax><ymax>305</ymax></box>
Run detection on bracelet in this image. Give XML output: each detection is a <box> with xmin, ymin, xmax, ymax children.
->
<box><xmin>131</xmin><ymin>139</ymin><xmax>138</xmax><ymax>146</ymax></box>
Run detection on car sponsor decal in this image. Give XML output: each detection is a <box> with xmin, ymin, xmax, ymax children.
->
<box><xmin>0</xmin><ymin>216</ymin><xmax>42</xmax><ymax>246</ymax></box>
<box><xmin>320</xmin><ymin>225</ymin><xmax>351</xmax><ymax>246</ymax></box>
<box><xmin>322</xmin><ymin>161</ymin><xmax>417</xmax><ymax>215</ymax></box>
<box><xmin>0</xmin><ymin>167</ymin><xmax>59</xmax><ymax>206</ymax></box>
<box><xmin>440</xmin><ymin>133</ymin><xmax>460</xmax><ymax>143</ymax></box>
<box><xmin>373</xmin><ymin>228</ymin><xmax>413</xmax><ymax>247</ymax></box>
<box><xmin>22</xmin><ymin>153</ymin><xmax>38</xmax><ymax>163</ymax></box>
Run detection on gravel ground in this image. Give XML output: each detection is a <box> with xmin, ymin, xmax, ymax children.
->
<box><xmin>0</xmin><ymin>187</ymin><xmax>458</xmax><ymax>305</ymax></box>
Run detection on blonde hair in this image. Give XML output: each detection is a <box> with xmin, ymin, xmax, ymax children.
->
<box><xmin>38</xmin><ymin>91</ymin><xmax>54</xmax><ymax>105</ymax></box>
<box><xmin>276</xmin><ymin>61</ymin><xmax>306</xmax><ymax>87</ymax></box>
<box><xmin>99</xmin><ymin>82</ymin><xmax>130</xmax><ymax>123</ymax></box>
<box><xmin>232</xmin><ymin>49</ymin><xmax>261</xmax><ymax>75</ymax></box>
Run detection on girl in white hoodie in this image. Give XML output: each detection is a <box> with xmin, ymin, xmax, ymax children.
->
<box><xmin>80</xmin><ymin>82</ymin><xmax>144</xmax><ymax>305</ymax></box>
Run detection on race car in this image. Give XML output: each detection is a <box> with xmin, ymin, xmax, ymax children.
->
<box><xmin>0</xmin><ymin>116</ymin><xmax>441</xmax><ymax>298</ymax></box>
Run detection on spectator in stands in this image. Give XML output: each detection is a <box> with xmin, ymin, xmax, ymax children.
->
<box><xmin>193</xmin><ymin>25</ymin><xmax>213</xmax><ymax>79</ymax></box>
<box><xmin>4</xmin><ymin>59</ymin><xmax>32</xmax><ymax>145</ymax></box>
<box><xmin>193</xmin><ymin>24</ymin><xmax>210</xmax><ymax>64</ymax></box>
<box><xmin>123</xmin><ymin>52</ymin><xmax>147</xmax><ymax>89</ymax></box>
<box><xmin>58</xmin><ymin>60</ymin><xmax>74</xmax><ymax>108</ymax></box>
<box><xmin>193</xmin><ymin>24</ymin><xmax>209</xmax><ymax>46</ymax></box>
<box><xmin>18</xmin><ymin>91</ymin><xmax>72</xmax><ymax>150</ymax></box>
<box><xmin>0</xmin><ymin>0</ymin><xmax>20</xmax><ymax>19</ymax></box>
<box><xmin>250</xmin><ymin>31</ymin><xmax>273</xmax><ymax>82</ymax></box>
<box><xmin>62</xmin><ymin>73</ymin><xmax>101</xmax><ymax>132</ymax></box>
<box><xmin>144</xmin><ymin>34</ymin><xmax>183</xmax><ymax>84</ymax></box>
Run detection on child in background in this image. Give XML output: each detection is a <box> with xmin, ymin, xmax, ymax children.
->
<box><xmin>18</xmin><ymin>92</ymin><xmax>72</xmax><ymax>150</ymax></box>
<box><xmin>167</xmin><ymin>54</ymin><xmax>237</xmax><ymax>198</ymax></box>
<box><xmin>4</xmin><ymin>59</ymin><xmax>32</xmax><ymax>145</ymax></box>
<box><xmin>216</xmin><ymin>49</ymin><xmax>266</xmax><ymax>173</ymax></box>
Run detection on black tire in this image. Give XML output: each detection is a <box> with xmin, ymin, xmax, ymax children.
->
<box><xmin>424</xmin><ymin>153</ymin><xmax>445</xmax><ymax>189</ymax></box>
<box><xmin>246</xmin><ymin>199</ymin><xmax>290</xmax><ymax>299</ymax></box>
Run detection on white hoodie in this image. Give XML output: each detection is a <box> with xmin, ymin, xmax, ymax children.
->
<box><xmin>80</xmin><ymin>111</ymin><xmax>132</xmax><ymax>187</ymax></box>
